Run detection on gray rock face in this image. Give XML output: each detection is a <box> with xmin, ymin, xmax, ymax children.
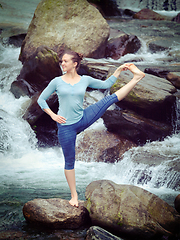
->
<box><xmin>76</xmin><ymin>129</ymin><xmax>136</xmax><ymax>163</ymax></box>
<box><xmin>110</xmin><ymin>69</ymin><xmax>177</xmax><ymax>124</ymax></box>
<box><xmin>84</xmin><ymin>180</ymin><xmax>180</xmax><ymax>239</ymax></box>
<box><xmin>19</xmin><ymin>0</ymin><xmax>110</xmax><ymax>63</ymax></box>
<box><xmin>23</xmin><ymin>198</ymin><xmax>90</xmax><ymax>229</ymax></box>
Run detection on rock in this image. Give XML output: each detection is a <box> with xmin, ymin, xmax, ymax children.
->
<box><xmin>80</xmin><ymin>59</ymin><xmax>110</xmax><ymax>80</ymax></box>
<box><xmin>23</xmin><ymin>198</ymin><xmax>90</xmax><ymax>229</ymax></box>
<box><xmin>88</xmin><ymin>0</ymin><xmax>121</xmax><ymax>17</ymax></box>
<box><xmin>8</xmin><ymin>33</ymin><xmax>26</xmax><ymax>47</ymax></box>
<box><xmin>10</xmin><ymin>79</ymin><xmax>36</xmax><ymax>98</ymax></box>
<box><xmin>144</xmin><ymin>68</ymin><xmax>169</xmax><ymax>79</ymax></box>
<box><xmin>23</xmin><ymin>92</ymin><xmax>59</xmax><ymax>147</ymax></box>
<box><xmin>0</xmin><ymin>230</ymin><xmax>28</xmax><ymax>240</ymax></box>
<box><xmin>122</xmin><ymin>9</ymin><xmax>136</xmax><ymax>17</ymax></box>
<box><xmin>148</xmin><ymin>39</ymin><xmax>173</xmax><ymax>53</ymax></box>
<box><xmin>175</xmin><ymin>194</ymin><xmax>180</xmax><ymax>214</ymax></box>
<box><xmin>166</xmin><ymin>72</ymin><xmax>180</xmax><ymax>89</ymax></box>
<box><xmin>76</xmin><ymin>129</ymin><xmax>136</xmax><ymax>163</ymax></box>
<box><xmin>133</xmin><ymin>8</ymin><xmax>172</xmax><ymax>21</ymax></box>
<box><xmin>11</xmin><ymin>46</ymin><xmax>61</xmax><ymax>98</ymax></box>
<box><xmin>110</xmin><ymin>69</ymin><xmax>177</xmax><ymax>124</ymax></box>
<box><xmin>145</xmin><ymin>68</ymin><xmax>180</xmax><ymax>90</ymax></box>
<box><xmin>84</xmin><ymin>180</ymin><xmax>180</xmax><ymax>239</ymax></box>
<box><xmin>23</xmin><ymin>92</ymin><xmax>58</xmax><ymax>125</ymax></box>
<box><xmin>105</xmin><ymin>30</ymin><xmax>141</xmax><ymax>60</ymax></box>
<box><xmin>19</xmin><ymin>0</ymin><xmax>110</xmax><ymax>63</ymax></box>
<box><xmin>172</xmin><ymin>12</ymin><xmax>180</xmax><ymax>23</ymax></box>
<box><xmin>86</xmin><ymin>226</ymin><xmax>123</xmax><ymax>240</ymax></box>
<box><xmin>102</xmin><ymin>109</ymin><xmax>173</xmax><ymax>145</ymax></box>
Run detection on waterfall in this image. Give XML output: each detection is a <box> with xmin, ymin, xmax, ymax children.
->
<box><xmin>116</xmin><ymin>0</ymin><xmax>180</xmax><ymax>11</ymax></box>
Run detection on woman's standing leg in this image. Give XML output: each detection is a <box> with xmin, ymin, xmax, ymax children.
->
<box><xmin>64</xmin><ymin>169</ymin><xmax>78</xmax><ymax>207</ymax></box>
<box><xmin>114</xmin><ymin>63</ymin><xmax>145</xmax><ymax>101</ymax></box>
<box><xmin>57</xmin><ymin>124</ymin><xmax>79</xmax><ymax>207</ymax></box>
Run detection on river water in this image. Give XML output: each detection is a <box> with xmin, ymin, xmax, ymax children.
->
<box><xmin>0</xmin><ymin>0</ymin><xmax>180</xmax><ymax>239</ymax></box>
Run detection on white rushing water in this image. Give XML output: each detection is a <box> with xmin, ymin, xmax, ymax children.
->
<box><xmin>116</xmin><ymin>0</ymin><xmax>180</xmax><ymax>12</ymax></box>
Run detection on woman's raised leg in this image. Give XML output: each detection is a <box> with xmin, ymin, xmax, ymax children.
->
<box><xmin>115</xmin><ymin>63</ymin><xmax>145</xmax><ymax>101</ymax></box>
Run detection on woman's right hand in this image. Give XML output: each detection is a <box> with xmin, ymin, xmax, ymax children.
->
<box><xmin>43</xmin><ymin>108</ymin><xmax>66</xmax><ymax>124</ymax></box>
<box><xmin>51</xmin><ymin>113</ymin><xmax>66</xmax><ymax>124</ymax></box>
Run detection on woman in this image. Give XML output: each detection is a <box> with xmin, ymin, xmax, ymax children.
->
<box><xmin>37</xmin><ymin>50</ymin><xmax>145</xmax><ymax>207</ymax></box>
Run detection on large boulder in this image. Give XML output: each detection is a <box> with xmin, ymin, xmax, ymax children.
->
<box><xmin>19</xmin><ymin>0</ymin><xmax>110</xmax><ymax>63</ymax></box>
<box><xmin>11</xmin><ymin>46</ymin><xmax>61</xmax><ymax>98</ymax></box>
<box><xmin>76</xmin><ymin>129</ymin><xmax>136</xmax><ymax>163</ymax></box>
<box><xmin>110</xmin><ymin>69</ymin><xmax>177</xmax><ymax>124</ymax></box>
<box><xmin>84</xmin><ymin>180</ymin><xmax>180</xmax><ymax>239</ymax></box>
<box><xmin>23</xmin><ymin>198</ymin><xmax>90</xmax><ymax>229</ymax></box>
<box><xmin>145</xmin><ymin>68</ymin><xmax>180</xmax><ymax>90</ymax></box>
<box><xmin>105</xmin><ymin>29</ymin><xmax>141</xmax><ymax>60</ymax></box>
<box><xmin>102</xmin><ymin>109</ymin><xmax>173</xmax><ymax>145</ymax></box>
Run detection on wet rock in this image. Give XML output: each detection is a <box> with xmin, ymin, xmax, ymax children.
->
<box><xmin>8</xmin><ymin>33</ymin><xmax>26</xmax><ymax>47</ymax></box>
<box><xmin>10</xmin><ymin>79</ymin><xmax>35</xmax><ymax>98</ymax></box>
<box><xmin>172</xmin><ymin>12</ymin><xmax>180</xmax><ymax>23</ymax></box>
<box><xmin>19</xmin><ymin>0</ymin><xmax>110</xmax><ymax>63</ymax></box>
<box><xmin>23</xmin><ymin>92</ymin><xmax>58</xmax><ymax>125</ymax></box>
<box><xmin>76</xmin><ymin>129</ymin><xmax>136</xmax><ymax>163</ymax></box>
<box><xmin>145</xmin><ymin>68</ymin><xmax>180</xmax><ymax>90</ymax></box>
<box><xmin>11</xmin><ymin>46</ymin><xmax>61</xmax><ymax>98</ymax></box>
<box><xmin>86</xmin><ymin>226</ymin><xmax>123</xmax><ymax>240</ymax></box>
<box><xmin>133</xmin><ymin>8</ymin><xmax>172</xmax><ymax>21</ymax></box>
<box><xmin>175</xmin><ymin>194</ymin><xmax>180</xmax><ymax>214</ymax></box>
<box><xmin>148</xmin><ymin>39</ymin><xmax>173</xmax><ymax>53</ymax></box>
<box><xmin>88</xmin><ymin>0</ymin><xmax>121</xmax><ymax>17</ymax></box>
<box><xmin>110</xmin><ymin>69</ymin><xmax>177</xmax><ymax>124</ymax></box>
<box><xmin>102</xmin><ymin>109</ymin><xmax>173</xmax><ymax>145</ymax></box>
<box><xmin>22</xmin><ymin>92</ymin><xmax>59</xmax><ymax>147</ymax></box>
<box><xmin>0</xmin><ymin>230</ymin><xmax>28</xmax><ymax>240</ymax></box>
<box><xmin>144</xmin><ymin>68</ymin><xmax>169</xmax><ymax>78</ymax></box>
<box><xmin>84</xmin><ymin>180</ymin><xmax>180</xmax><ymax>239</ymax></box>
<box><xmin>166</xmin><ymin>72</ymin><xmax>180</xmax><ymax>89</ymax></box>
<box><xmin>23</xmin><ymin>198</ymin><xmax>90</xmax><ymax>229</ymax></box>
<box><xmin>105</xmin><ymin>30</ymin><xmax>141</xmax><ymax>60</ymax></box>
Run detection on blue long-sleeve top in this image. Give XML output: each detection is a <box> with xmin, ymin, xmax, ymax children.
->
<box><xmin>37</xmin><ymin>75</ymin><xmax>117</xmax><ymax>125</ymax></box>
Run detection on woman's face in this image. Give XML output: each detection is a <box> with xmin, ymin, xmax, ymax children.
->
<box><xmin>61</xmin><ymin>54</ymin><xmax>77</xmax><ymax>72</ymax></box>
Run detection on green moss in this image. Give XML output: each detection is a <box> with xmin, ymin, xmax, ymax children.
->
<box><xmin>85</xmin><ymin>197</ymin><xmax>92</xmax><ymax>213</ymax></box>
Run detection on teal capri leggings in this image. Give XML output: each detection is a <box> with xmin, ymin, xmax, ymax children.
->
<box><xmin>57</xmin><ymin>93</ymin><xmax>118</xmax><ymax>170</ymax></box>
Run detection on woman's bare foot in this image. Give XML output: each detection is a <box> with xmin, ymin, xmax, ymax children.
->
<box><xmin>128</xmin><ymin>63</ymin><xmax>145</xmax><ymax>81</ymax></box>
<box><xmin>69</xmin><ymin>193</ymin><xmax>78</xmax><ymax>207</ymax></box>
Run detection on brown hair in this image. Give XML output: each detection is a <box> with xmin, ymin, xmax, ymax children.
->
<box><xmin>62</xmin><ymin>50</ymin><xmax>83</xmax><ymax>69</ymax></box>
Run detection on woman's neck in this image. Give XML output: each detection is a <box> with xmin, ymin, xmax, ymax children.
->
<box><xmin>62</xmin><ymin>70</ymin><xmax>81</xmax><ymax>85</ymax></box>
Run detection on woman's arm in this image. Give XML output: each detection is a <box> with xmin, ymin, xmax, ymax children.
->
<box><xmin>112</xmin><ymin>64</ymin><xmax>128</xmax><ymax>78</ymax></box>
<box><xmin>88</xmin><ymin>64</ymin><xmax>128</xmax><ymax>89</ymax></box>
<box><xmin>37</xmin><ymin>79</ymin><xmax>67</xmax><ymax>124</ymax></box>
